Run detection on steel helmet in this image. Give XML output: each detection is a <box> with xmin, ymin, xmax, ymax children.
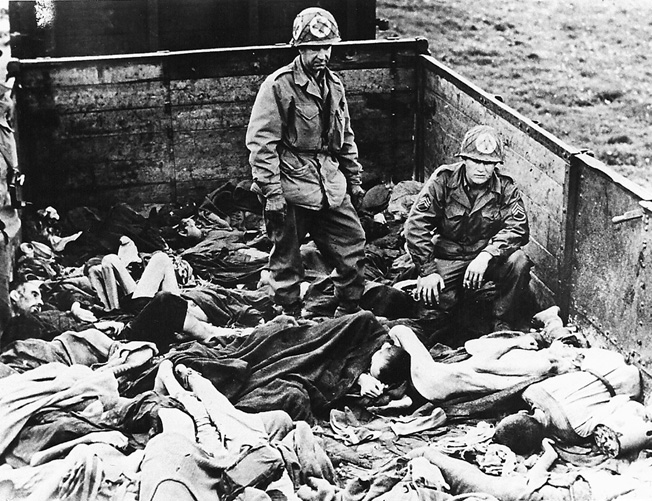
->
<box><xmin>290</xmin><ymin>8</ymin><xmax>341</xmax><ymax>47</ymax></box>
<box><xmin>457</xmin><ymin>125</ymin><xmax>504</xmax><ymax>163</ymax></box>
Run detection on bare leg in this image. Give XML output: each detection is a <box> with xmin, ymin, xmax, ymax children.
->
<box><xmin>175</xmin><ymin>364</ymin><xmax>269</xmax><ymax>448</ymax></box>
<box><xmin>414</xmin><ymin>448</ymin><xmax>546</xmax><ymax>501</ymax></box>
<box><xmin>180</xmin><ymin>314</ymin><xmax>227</xmax><ymax>343</ymax></box>
<box><xmin>154</xmin><ymin>360</ymin><xmax>225</xmax><ymax>455</ymax></box>
<box><xmin>133</xmin><ymin>252</ymin><xmax>180</xmax><ymax>298</ymax></box>
<box><xmin>101</xmin><ymin>254</ymin><xmax>137</xmax><ymax>309</ymax></box>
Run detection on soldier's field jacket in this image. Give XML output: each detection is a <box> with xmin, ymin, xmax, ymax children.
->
<box><xmin>405</xmin><ymin>162</ymin><xmax>529</xmax><ymax>277</ymax></box>
<box><xmin>246</xmin><ymin>56</ymin><xmax>362</xmax><ymax>211</ymax></box>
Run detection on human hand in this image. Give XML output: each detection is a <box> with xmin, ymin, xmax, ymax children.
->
<box><xmin>297</xmin><ymin>476</ymin><xmax>338</xmax><ymax>501</ymax></box>
<box><xmin>93</xmin><ymin>320</ymin><xmax>125</xmax><ymax>337</ymax></box>
<box><xmin>516</xmin><ymin>334</ymin><xmax>539</xmax><ymax>350</ymax></box>
<box><xmin>358</xmin><ymin>373</ymin><xmax>387</xmax><ymax>398</ymax></box>
<box><xmin>349</xmin><ymin>184</ymin><xmax>366</xmax><ymax>211</ymax></box>
<box><xmin>264</xmin><ymin>195</ymin><xmax>287</xmax><ymax>239</ymax></box>
<box><xmin>464</xmin><ymin>252</ymin><xmax>492</xmax><ymax>289</ymax></box>
<box><xmin>415</xmin><ymin>273</ymin><xmax>445</xmax><ymax>306</ymax></box>
<box><xmin>70</xmin><ymin>302</ymin><xmax>97</xmax><ymax>323</ymax></box>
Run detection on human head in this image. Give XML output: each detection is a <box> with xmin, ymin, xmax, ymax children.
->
<box><xmin>369</xmin><ymin>342</ymin><xmax>410</xmax><ymax>386</ymax></box>
<box><xmin>458</xmin><ymin>125</ymin><xmax>503</xmax><ymax>187</ymax></box>
<box><xmin>493</xmin><ymin>412</ymin><xmax>545</xmax><ymax>455</ymax></box>
<box><xmin>299</xmin><ymin>46</ymin><xmax>332</xmax><ymax>77</ymax></box>
<box><xmin>9</xmin><ymin>278</ymin><xmax>44</xmax><ymax>315</ymax></box>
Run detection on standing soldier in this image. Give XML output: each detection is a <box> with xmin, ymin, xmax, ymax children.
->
<box><xmin>404</xmin><ymin>125</ymin><xmax>532</xmax><ymax>332</ymax></box>
<box><xmin>246</xmin><ymin>8</ymin><xmax>366</xmax><ymax>318</ymax></box>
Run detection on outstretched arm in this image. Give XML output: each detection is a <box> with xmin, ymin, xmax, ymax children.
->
<box><xmin>388</xmin><ymin>325</ymin><xmax>455</xmax><ymax>401</ymax></box>
<box><xmin>464</xmin><ymin>334</ymin><xmax>537</xmax><ymax>358</ymax></box>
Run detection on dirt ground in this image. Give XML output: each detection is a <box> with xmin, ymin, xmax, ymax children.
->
<box><xmin>376</xmin><ymin>0</ymin><xmax>652</xmax><ymax>192</ymax></box>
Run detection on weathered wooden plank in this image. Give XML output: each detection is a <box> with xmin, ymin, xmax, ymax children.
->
<box><xmin>524</xmin><ymin>192</ymin><xmax>562</xmax><ymax>256</ymax></box>
<box><xmin>174</xmin><ymin>129</ymin><xmax>251</xmax><ymax>182</ymax></box>
<box><xmin>19</xmin><ymin>81</ymin><xmax>167</xmax><ymax>114</ymax></box>
<box><xmin>524</xmin><ymin>239</ymin><xmax>558</xmax><ymax>295</ymax></box>
<box><xmin>172</xmin><ymin>103</ymin><xmax>252</xmax><ymax>131</ymax></box>
<box><xmin>161</xmin><ymin>40</ymin><xmax>426</xmax><ymax>81</ymax></box>
<box><xmin>173</xmin><ymin>127</ymin><xmax>414</xmax><ymax>184</ymax></box>
<box><xmin>570</xmin><ymin>160</ymin><xmax>652</xmax><ymax>368</ymax></box>
<box><xmin>353</xmin><ymin>119</ymin><xmax>414</xmax><ymax>145</ymax></box>
<box><xmin>505</xmin><ymin>130</ymin><xmax>567</xmax><ymax>187</ymax></box>
<box><xmin>171</xmin><ymin>99</ymin><xmax>415</xmax><ymax>138</ymax></box>
<box><xmin>358</xmin><ymin>141</ymin><xmax>415</xmax><ymax>182</ymax></box>
<box><xmin>170</xmin><ymin>76</ymin><xmax>265</xmax><ymax>106</ymax></box>
<box><xmin>502</xmin><ymin>148</ymin><xmax>564</xmax><ymax>223</ymax></box>
<box><xmin>18</xmin><ymin>61</ymin><xmax>163</xmax><ymax>88</ymax></box>
<box><xmin>54</xmin><ymin>109</ymin><xmax>168</xmax><ymax>136</ymax></box>
<box><xmin>29</xmin><ymin>134</ymin><xmax>171</xmax><ymax>188</ymax></box>
<box><xmin>339</xmin><ymin>68</ymin><xmax>416</xmax><ymax>94</ymax></box>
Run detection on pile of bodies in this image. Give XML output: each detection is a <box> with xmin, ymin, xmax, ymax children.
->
<box><xmin>2</xmin><ymin>180</ymin><xmax>652</xmax><ymax>501</ymax></box>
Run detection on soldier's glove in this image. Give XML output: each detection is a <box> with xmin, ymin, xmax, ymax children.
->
<box><xmin>264</xmin><ymin>194</ymin><xmax>287</xmax><ymax>240</ymax></box>
<box><xmin>349</xmin><ymin>184</ymin><xmax>366</xmax><ymax>212</ymax></box>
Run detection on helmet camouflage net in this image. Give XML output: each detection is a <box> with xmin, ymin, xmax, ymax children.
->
<box><xmin>291</xmin><ymin>8</ymin><xmax>341</xmax><ymax>47</ymax></box>
<box><xmin>457</xmin><ymin>125</ymin><xmax>504</xmax><ymax>163</ymax></box>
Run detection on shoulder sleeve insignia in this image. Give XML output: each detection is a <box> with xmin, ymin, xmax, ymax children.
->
<box><xmin>511</xmin><ymin>202</ymin><xmax>526</xmax><ymax>221</ymax></box>
<box><xmin>416</xmin><ymin>193</ymin><xmax>432</xmax><ymax>212</ymax></box>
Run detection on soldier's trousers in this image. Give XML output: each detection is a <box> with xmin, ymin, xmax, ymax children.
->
<box><xmin>266</xmin><ymin>194</ymin><xmax>366</xmax><ymax>309</ymax></box>
<box><xmin>433</xmin><ymin>249</ymin><xmax>533</xmax><ymax>328</ymax></box>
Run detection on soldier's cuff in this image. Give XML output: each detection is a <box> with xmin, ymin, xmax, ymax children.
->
<box><xmin>418</xmin><ymin>262</ymin><xmax>439</xmax><ymax>277</ymax></box>
<box><xmin>259</xmin><ymin>184</ymin><xmax>283</xmax><ymax>199</ymax></box>
<box><xmin>482</xmin><ymin>245</ymin><xmax>500</xmax><ymax>258</ymax></box>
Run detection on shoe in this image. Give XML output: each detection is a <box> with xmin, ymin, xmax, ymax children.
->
<box><xmin>334</xmin><ymin>305</ymin><xmax>362</xmax><ymax>318</ymax></box>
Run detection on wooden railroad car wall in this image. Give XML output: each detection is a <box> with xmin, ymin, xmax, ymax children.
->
<box><xmin>417</xmin><ymin>53</ymin><xmax>652</xmax><ymax>396</ymax></box>
<box><xmin>10</xmin><ymin>38</ymin><xmax>652</xmax><ymax>396</ymax></box>
<box><xmin>10</xmin><ymin>39</ymin><xmax>426</xmax><ymax>210</ymax></box>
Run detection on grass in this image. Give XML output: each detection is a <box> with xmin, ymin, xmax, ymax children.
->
<box><xmin>376</xmin><ymin>0</ymin><xmax>652</xmax><ymax>189</ymax></box>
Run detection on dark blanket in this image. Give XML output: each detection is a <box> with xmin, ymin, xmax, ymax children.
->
<box><xmin>182</xmin><ymin>283</ymin><xmax>275</xmax><ymax>327</ymax></box>
<box><xmin>125</xmin><ymin>311</ymin><xmax>388</xmax><ymax>422</ymax></box>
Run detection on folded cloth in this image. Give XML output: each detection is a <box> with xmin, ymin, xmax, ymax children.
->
<box><xmin>390</xmin><ymin>406</ymin><xmax>446</xmax><ymax>437</ymax></box>
<box><xmin>329</xmin><ymin>407</ymin><xmax>380</xmax><ymax>445</ymax></box>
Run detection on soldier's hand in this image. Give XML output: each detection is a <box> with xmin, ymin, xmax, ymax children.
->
<box><xmin>464</xmin><ymin>252</ymin><xmax>492</xmax><ymax>289</ymax></box>
<box><xmin>349</xmin><ymin>184</ymin><xmax>366</xmax><ymax>211</ymax></box>
<box><xmin>264</xmin><ymin>195</ymin><xmax>287</xmax><ymax>239</ymax></box>
<box><xmin>415</xmin><ymin>273</ymin><xmax>445</xmax><ymax>306</ymax></box>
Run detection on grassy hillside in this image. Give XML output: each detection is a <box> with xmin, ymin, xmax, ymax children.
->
<box><xmin>377</xmin><ymin>0</ymin><xmax>652</xmax><ymax>191</ymax></box>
